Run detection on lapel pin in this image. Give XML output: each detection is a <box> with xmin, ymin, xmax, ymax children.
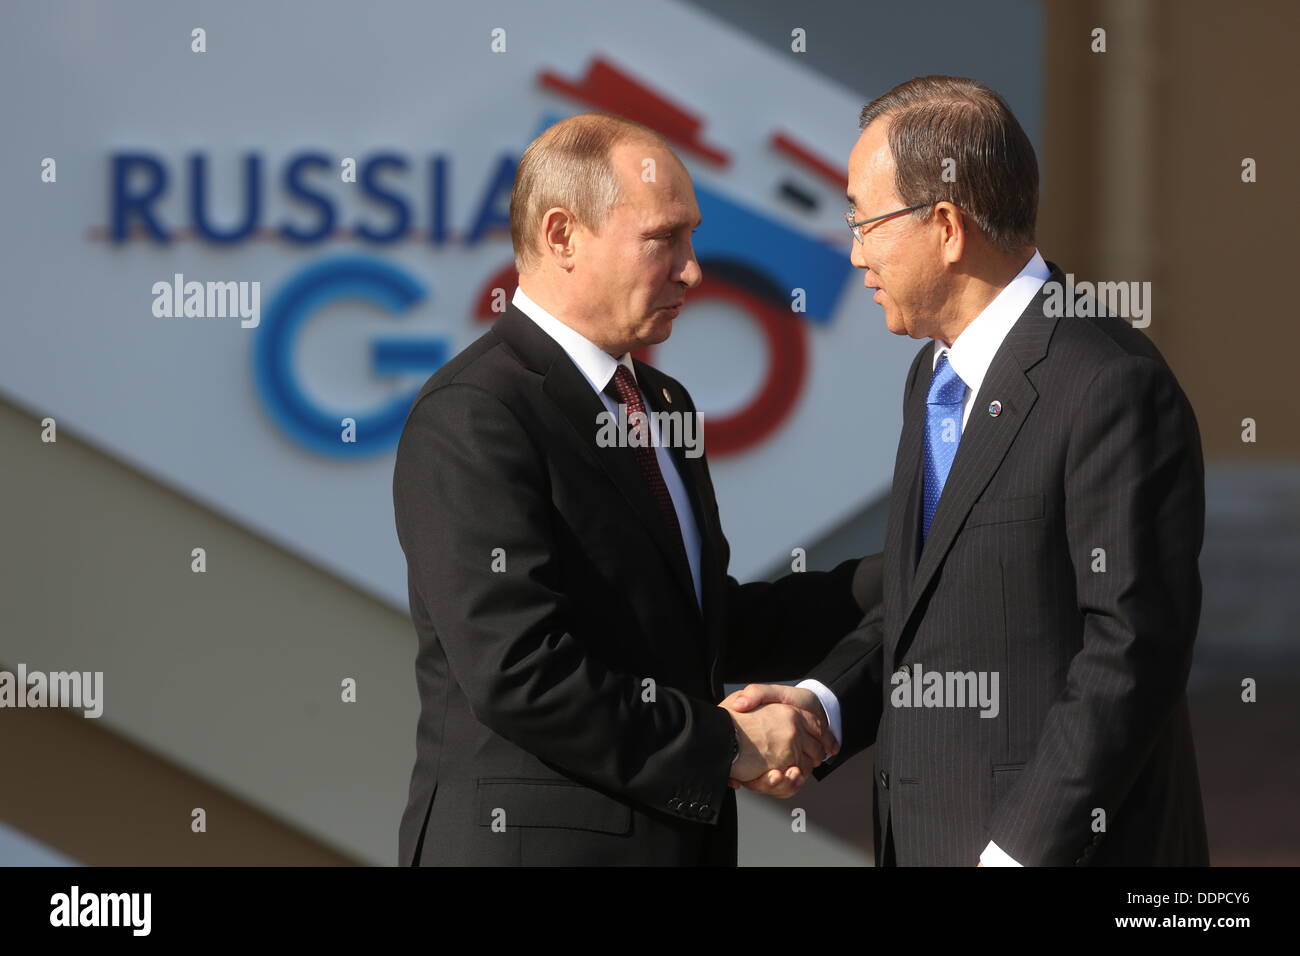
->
<box><xmin>988</xmin><ymin>400</ymin><xmax>1003</xmax><ymax>417</ymax></box>
<box><xmin>662</xmin><ymin>387</ymin><xmax>672</xmax><ymax>404</ymax></box>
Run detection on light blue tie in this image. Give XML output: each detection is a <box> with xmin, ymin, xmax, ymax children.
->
<box><xmin>921</xmin><ymin>351</ymin><xmax>966</xmax><ymax>542</ymax></box>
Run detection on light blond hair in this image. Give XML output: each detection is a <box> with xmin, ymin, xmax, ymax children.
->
<box><xmin>509</xmin><ymin>112</ymin><xmax>671</xmax><ymax>272</ymax></box>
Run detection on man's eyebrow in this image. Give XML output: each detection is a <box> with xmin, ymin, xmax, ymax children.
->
<box><xmin>646</xmin><ymin>217</ymin><xmax>703</xmax><ymax>232</ymax></box>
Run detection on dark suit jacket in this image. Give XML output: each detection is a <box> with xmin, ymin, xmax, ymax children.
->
<box><xmin>392</xmin><ymin>303</ymin><xmax>875</xmax><ymax>866</ymax></box>
<box><xmin>810</xmin><ymin>263</ymin><xmax>1209</xmax><ymax>866</ymax></box>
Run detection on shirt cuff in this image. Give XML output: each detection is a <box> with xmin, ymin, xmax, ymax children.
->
<box><xmin>980</xmin><ymin>840</ymin><xmax>1022</xmax><ymax>866</ymax></box>
<box><xmin>795</xmin><ymin>679</ymin><xmax>842</xmax><ymax>752</ymax></box>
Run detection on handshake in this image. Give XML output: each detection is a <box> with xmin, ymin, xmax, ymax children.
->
<box><xmin>720</xmin><ymin>684</ymin><xmax>839</xmax><ymax>798</ymax></box>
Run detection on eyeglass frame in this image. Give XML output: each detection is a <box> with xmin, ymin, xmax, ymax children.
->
<box><xmin>845</xmin><ymin>201</ymin><xmax>936</xmax><ymax>243</ymax></box>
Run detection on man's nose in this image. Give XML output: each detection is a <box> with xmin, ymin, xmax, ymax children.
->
<box><xmin>679</xmin><ymin>250</ymin><xmax>703</xmax><ymax>289</ymax></box>
<box><xmin>850</xmin><ymin>239</ymin><xmax>868</xmax><ymax>270</ymax></box>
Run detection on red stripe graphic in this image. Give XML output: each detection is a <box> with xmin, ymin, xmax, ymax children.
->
<box><xmin>539</xmin><ymin>56</ymin><xmax>730</xmax><ymax>166</ymax></box>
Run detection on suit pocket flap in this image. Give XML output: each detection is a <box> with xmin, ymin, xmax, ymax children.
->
<box><xmin>476</xmin><ymin>778</ymin><xmax>633</xmax><ymax>834</ymax></box>
<box><xmin>966</xmin><ymin>494</ymin><xmax>1044</xmax><ymax>528</ymax></box>
<box><xmin>992</xmin><ymin>763</ymin><xmax>1026</xmax><ymax>805</ymax></box>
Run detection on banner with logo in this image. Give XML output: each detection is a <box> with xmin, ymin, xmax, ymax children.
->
<box><xmin>1</xmin><ymin>0</ymin><xmax>1039</xmax><ymax>606</ymax></box>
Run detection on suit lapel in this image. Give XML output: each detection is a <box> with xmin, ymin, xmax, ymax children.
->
<box><xmin>495</xmin><ymin>306</ymin><xmax>701</xmax><ymax>615</ymax></box>
<box><xmin>636</xmin><ymin>361</ymin><xmax>711</xmax><ymax>624</ymax></box>
<box><xmin>894</xmin><ymin>271</ymin><xmax>1062</xmax><ymax>649</ymax></box>
<box><xmin>882</xmin><ymin>345</ymin><xmax>930</xmax><ymax>665</ymax></box>
<box><xmin>637</xmin><ymin>360</ymin><xmax>739</xmax><ymax>684</ymax></box>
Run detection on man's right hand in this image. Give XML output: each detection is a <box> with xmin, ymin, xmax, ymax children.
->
<box><xmin>720</xmin><ymin>685</ymin><xmax>838</xmax><ymax>798</ymax></box>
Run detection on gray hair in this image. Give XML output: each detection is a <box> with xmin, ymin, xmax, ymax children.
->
<box><xmin>859</xmin><ymin>75</ymin><xmax>1038</xmax><ymax>254</ymax></box>
<box><xmin>509</xmin><ymin>112</ymin><xmax>670</xmax><ymax>272</ymax></box>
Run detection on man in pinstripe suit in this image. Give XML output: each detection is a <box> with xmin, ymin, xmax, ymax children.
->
<box><xmin>726</xmin><ymin>76</ymin><xmax>1209</xmax><ymax>866</ymax></box>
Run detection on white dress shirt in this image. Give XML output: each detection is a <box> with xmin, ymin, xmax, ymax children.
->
<box><xmin>798</xmin><ymin>249</ymin><xmax>1051</xmax><ymax>866</ymax></box>
<box><xmin>511</xmin><ymin>286</ymin><xmax>703</xmax><ymax>609</ymax></box>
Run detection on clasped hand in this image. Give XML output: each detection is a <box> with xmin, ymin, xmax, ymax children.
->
<box><xmin>719</xmin><ymin>684</ymin><xmax>839</xmax><ymax>798</ymax></box>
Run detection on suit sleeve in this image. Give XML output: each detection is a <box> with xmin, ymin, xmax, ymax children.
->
<box><xmin>644</xmin><ymin>369</ymin><xmax>871</xmax><ymax>685</ymax></box>
<box><xmin>802</xmin><ymin>343</ymin><xmax>931</xmax><ymax>777</ymax></box>
<box><xmin>986</xmin><ymin>355</ymin><xmax>1205</xmax><ymax>865</ymax></box>
<box><xmin>719</xmin><ymin>552</ymin><xmax>875</xmax><ymax>683</ymax></box>
<box><xmin>393</xmin><ymin>383</ymin><xmax>735</xmax><ymax>824</ymax></box>
<box><xmin>806</xmin><ymin>587</ymin><xmax>886</xmax><ymax>780</ymax></box>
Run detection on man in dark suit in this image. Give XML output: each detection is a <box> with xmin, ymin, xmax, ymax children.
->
<box><xmin>392</xmin><ymin>112</ymin><xmax>872</xmax><ymax>866</ymax></box>
<box><xmin>727</xmin><ymin>76</ymin><xmax>1209</xmax><ymax>866</ymax></box>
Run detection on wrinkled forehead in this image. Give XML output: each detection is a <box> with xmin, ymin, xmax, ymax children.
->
<box><xmin>846</xmin><ymin>121</ymin><xmax>897</xmax><ymax>211</ymax></box>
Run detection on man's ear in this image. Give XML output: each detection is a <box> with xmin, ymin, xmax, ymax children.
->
<box><xmin>541</xmin><ymin>207</ymin><xmax>578</xmax><ymax>271</ymax></box>
<box><xmin>934</xmin><ymin>201</ymin><xmax>966</xmax><ymax>264</ymax></box>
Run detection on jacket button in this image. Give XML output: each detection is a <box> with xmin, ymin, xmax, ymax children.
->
<box><xmin>895</xmin><ymin>666</ymin><xmax>910</xmax><ymax>682</ymax></box>
<box><xmin>668</xmin><ymin>798</ymin><xmax>681</xmax><ymax>810</ymax></box>
<box><xmin>879</xmin><ymin>770</ymin><xmax>889</xmax><ymax>789</ymax></box>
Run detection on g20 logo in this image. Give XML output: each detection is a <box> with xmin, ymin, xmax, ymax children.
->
<box><xmin>254</xmin><ymin>242</ymin><xmax>837</xmax><ymax>459</ymax></box>
<box><xmin>253</xmin><ymin>257</ymin><xmax>434</xmax><ymax>458</ymax></box>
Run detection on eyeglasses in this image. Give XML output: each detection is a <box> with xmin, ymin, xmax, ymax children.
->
<box><xmin>845</xmin><ymin>201</ymin><xmax>935</xmax><ymax>243</ymax></box>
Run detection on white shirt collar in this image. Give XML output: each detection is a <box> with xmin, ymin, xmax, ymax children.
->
<box><xmin>512</xmin><ymin>286</ymin><xmax>635</xmax><ymax>395</ymax></box>
<box><xmin>934</xmin><ymin>249</ymin><xmax>1051</xmax><ymax>396</ymax></box>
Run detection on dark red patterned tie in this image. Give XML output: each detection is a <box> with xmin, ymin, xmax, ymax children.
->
<box><xmin>604</xmin><ymin>365</ymin><xmax>686</xmax><ymax>556</ymax></box>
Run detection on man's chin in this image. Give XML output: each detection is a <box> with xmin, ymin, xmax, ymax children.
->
<box><xmin>640</xmin><ymin>317</ymin><xmax>675</xmax><ymax>346</ymax></box>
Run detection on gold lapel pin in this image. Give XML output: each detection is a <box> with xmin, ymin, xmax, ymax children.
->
<box><xmin>662</xmin><ymin>387</ymin><xmax>672</xmax><ymax>404</ymax></box>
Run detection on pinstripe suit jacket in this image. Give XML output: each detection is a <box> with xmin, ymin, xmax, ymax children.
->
<box><xmin>810</xmin><ymin>264</ymin><xmax>1209</xmax><ymax>866</ymax></box>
